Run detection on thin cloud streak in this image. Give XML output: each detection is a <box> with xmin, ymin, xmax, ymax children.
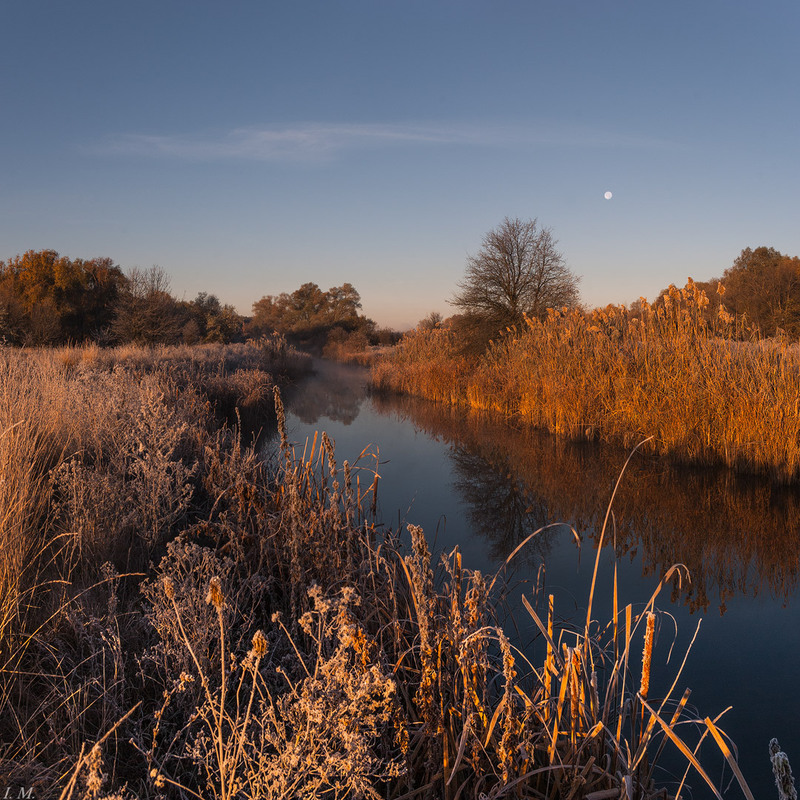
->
<box><xmin>95</xmin><ymin>122</ymin><xmax>677</xmax><ymax>162</ymax></box>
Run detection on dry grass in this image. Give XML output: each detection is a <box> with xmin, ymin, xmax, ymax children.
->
<box><xmin>0</xmin><ymin>343</ymin><xmax>757</xmax><ymax>798</ymax></box>
<box><xmin>373</xmin><ymin>280</ymin><xmax>800</xmax><ymax>482</ymax></box>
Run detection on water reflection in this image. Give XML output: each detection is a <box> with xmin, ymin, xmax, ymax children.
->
<box><xmin>448</xmin><ymin>444</ymin><xmax>567</xmax><ymax>564</ymax></box>
<box><xmin>279</xmin><ymin>361</ymin><xmax>800</xmax><ymax>614</ymax></box>
<box><xmin>372</xmin><ymin>392</ymin><xmax>800</xmax><ymax>613</ymax></box>
<box><xmin>279</xmin><ymin>361</ymin><xmax>799</xmax><ymax>796</ymax></box>
<box><xmin>281</xmin><ymin>359</ymin><xmax>367</xmax><ymax>425</ymax></box>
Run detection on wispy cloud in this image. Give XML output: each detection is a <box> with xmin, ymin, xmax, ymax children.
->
<box><xmin>95</xmin><ymin>122</ymin><xmax>675</xmax><ymax>162</ymax></box>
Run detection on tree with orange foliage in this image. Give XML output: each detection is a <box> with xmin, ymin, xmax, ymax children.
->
<box><xmin>721</xmin><ymin>246</ymin><xmax>800</xmax><ymax>337</ymax></box>
<box><xmin>250</xmin><ymin>282</ymin><xmax>374</xmax><ymax>352</ymax></box>
<box><xmin>0</xmin><ymin>249</ymin><xmax>126</xmax><ymax>344</ymax></box>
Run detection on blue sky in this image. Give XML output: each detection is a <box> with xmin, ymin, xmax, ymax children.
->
<box><xmin>2</xmin><ymin>1</ymin><xmax>799</xmax><ymax>329</ymax></box>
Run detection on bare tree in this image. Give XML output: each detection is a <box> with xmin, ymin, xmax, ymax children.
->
<box><xmin>112</xmin><ymin>266</ymin><xmax>183</xmax><ymax>345</ymax></box>
<box><xmin>417</xmin><ymin>310</ymin><xmax>443</xmax><ymax>332</ymax></box>
<box><xmin>452</xmin><ymin>217</ymin><xmax>580</xmax><ymax>342</ymax></box>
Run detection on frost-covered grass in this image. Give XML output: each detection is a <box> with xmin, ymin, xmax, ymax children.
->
<box><xmin>0</xmin><ymin>343</ymin><xmax>755</xmax><ymax>799</ymax></box>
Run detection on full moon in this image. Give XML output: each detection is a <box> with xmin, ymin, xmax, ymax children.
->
<box><xmin>604</xmin><ymin>191</ymin><xmax>613</xmax><ymax>200</ymax></box>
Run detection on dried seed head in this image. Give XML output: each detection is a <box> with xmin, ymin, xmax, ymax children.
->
<box><xmin>499</xmin><ymin>631</ymin><xmax>516</xmax><ymax>686</ymax></box>
<box><xmin>770</xmin><ymin>739</ymin><xmax>798</xmax><ymax>800</ymax></box>
<box><xmin>163</xmin><ymin>576</ymin><xmax>175</xmax><ymax>601</ymax></box>
<box><xmin>85</xmin><ymin>744</ymin><xmax>106</xmax><ymax>798</ymax></box>
<box><xmin>150</xmin><ymin>769</ymin><xmax>166</xmax><ymax>790</ymax></box>
<box><xmin>178</xmin><ymin>671</ymin><xmax>194</xmax><ymax>691</ymax></box>
<box><xmin>718</xmin><ymin>304</ymin><xmax>734</xmax><ymax>324</ymax></box>
<box><xmin>206</xmin><ymin>576</ymin><xmax>224</xmax><ymax>610</ymax></box>
<box><xmin>251</xmin><ymin>629</ymin><xmax>269</xmax><ymax>658</ymax></box>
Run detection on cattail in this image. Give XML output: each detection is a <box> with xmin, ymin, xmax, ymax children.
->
<box><xmin>500</xmin><ymin>630</ymin><xmax>516</xmax><ymax>687</ymax></box>
<box><xmin>343</xmin><ymin>459</ymin><xmax>353</xmax><ymax>523</ymax></box>
<box><xmin>407</xmin><ymin>525</ymin><xmax>437</xmax><ymax>731</ymax></box>
<box><xmin>770</xmin><ymin>739</ymin><xmax>798</xmax><ymax>800</ymax></box>
<box><xmin>570</xmin><ymin>647</ymin><xmax>582</xmax><ymax>732</ymax></box>
<box><xmin>640</xmin><ymin>612</ymin><xmax>656</xmax><ymax>700</ymax></box>
<box><xmin>498</xmin><ymin>631</ymin><xmax>517</xmax><ymax>783</ymax></box>
<box><xmin>464</xmin><ymin>570</ymin><xmax>487</xmax><ymax>629</ymax></box>
<box><xmin>322</xmin><ymin>431</ymin><xmax>342</xmax><ymax>528</ymax></box>
<box><xmin>543</xmin><ymin>594</ymin><xmax>554</xmax><ymax>715</ymax></box>
<box><xmin>590</xmin><ymin>670</ymin><xmax>599</xmax><ymax>720</ymax></box>
<box><xmin>206</xmin><ymin>576</ymin><xmax>224</xmax><ymax>611</ymax></box>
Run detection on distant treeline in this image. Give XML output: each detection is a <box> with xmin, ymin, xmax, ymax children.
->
<box><xmin>251</xmin><ymin>281</ymin><xmax>400</xmax><ymax>356</ymax></box>
<box><xmin>0</xmin><ymin>250</ymin><xmax>399</xmax><ymax>351</ymax></box>
<box><xmin>652</xmin><ymin>245</ymin><xmax>800</xmax><ymax>339</ymax></box>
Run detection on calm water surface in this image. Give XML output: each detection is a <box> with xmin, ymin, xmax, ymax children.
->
<box><xmin>275</xmin><ymin>360</ymin><xmax>800</xmax><ymax>799</ymax></box>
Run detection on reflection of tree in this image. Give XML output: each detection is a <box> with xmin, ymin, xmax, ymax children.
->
<box><xmin>283</xmin><ymin>360</ymin><xmax>367</xmax><ymax>426</ymax></box>
<box><xmin>372</xmin><ymin>392</ymin><xmax>800</xmax><ymax>614</ymax></box>
<box><xmin>449</xmin><ymin>444</ymin><xmax>565</xmax><ymax>564</ymax></box>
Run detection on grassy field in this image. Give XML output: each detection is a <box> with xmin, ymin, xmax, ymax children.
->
<box><xmin>372</xmin><ymin>281</ymin><xmax>800</xmax><ymax>483</ymax></box>
<box><xmin>0</xmin><ymin>340</ymin><xmax>761</xmax><ymax>798</ymax></box>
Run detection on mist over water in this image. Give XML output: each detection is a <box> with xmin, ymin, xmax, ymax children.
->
<box><xmin>274</xmin><ymin>359</ymin><xmax>800</xmax><ymax>799</ymax></box>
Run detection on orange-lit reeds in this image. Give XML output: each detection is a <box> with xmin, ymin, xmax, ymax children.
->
<box><xmin>374</xmin><ymin>280</ymin><xmax>800</xmax><ymax>482</ymax></box>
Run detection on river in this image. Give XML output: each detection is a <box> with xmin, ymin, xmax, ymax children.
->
<box><xmin>273</xmin><ymin>359</ymin><xmax>800</xmax><ymax>799</ymax></box>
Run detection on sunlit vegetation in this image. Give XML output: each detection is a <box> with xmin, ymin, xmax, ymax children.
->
<box><xmin>374</xmin><ymin>279</ymin><xmax>800</xmax><ymax>482</ymax></box>
<box><xmin>250</xmin><ymin>281</ymin><xmax>400</xmax><ymax>358</ymax></box>
<box><xmin>0</xmin><ymin>250</ymin><xmax>403</xmax><ymax>356</ymax></box>
<box><xmin>2</xmin><ymin>234</ymin><xmax>794</xmax><ymax>795</ymax></box>
<box><xmin>0</xmin><ymin>252</ymin><xmax>248</xmax><ymax>347</ymax></box>
<box><xmin>0</xmin><ymin>343</ymin><xmax>756</xmax><ymax>798</ymax></box>
<box><xmin>674</xmin><ymin>246</ymin><xmax>800</xmax><ymax>339</ymax></box>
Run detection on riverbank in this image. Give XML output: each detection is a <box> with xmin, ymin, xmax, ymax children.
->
<box><xmin>372</xmin><ymin>281</ymin><xmax>800</xmax><ymax>483</ymax></box>
<box><xmin>0</xmin><ymin>344</ymin><xmax>757</xmax><ymax>798</ymax></box>
<box><xmin>0</xmin><ymin>339</ymin><xmax>309</xmax><ymax>791</ymax></box>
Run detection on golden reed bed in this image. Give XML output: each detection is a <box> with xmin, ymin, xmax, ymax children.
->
<box><xmin>373</xmin><ymin>280</ymin><xmax>800</xmax><ymax>483</ymax></box>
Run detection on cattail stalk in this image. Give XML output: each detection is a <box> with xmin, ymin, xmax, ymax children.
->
<box><xmin>543</xmin><ymin>593</ymin><xmax>554</xmax><ymax>721</ymax></box>
<box><xmin>640</xmin><ymin>612</ymin><xmax>655</xmax><ymax>700</ymax></box>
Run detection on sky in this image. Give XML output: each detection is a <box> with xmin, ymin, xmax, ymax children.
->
<box><xmin>1</xmin><ymin>1</ymin><xmax>799</xmax><ymax>330</ymax></box>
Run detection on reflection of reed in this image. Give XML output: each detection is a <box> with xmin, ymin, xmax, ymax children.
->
<box><xmin>372</xmin><ymin>392</ymin><xmax>800</xmax><ymax>613</ymax></box>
